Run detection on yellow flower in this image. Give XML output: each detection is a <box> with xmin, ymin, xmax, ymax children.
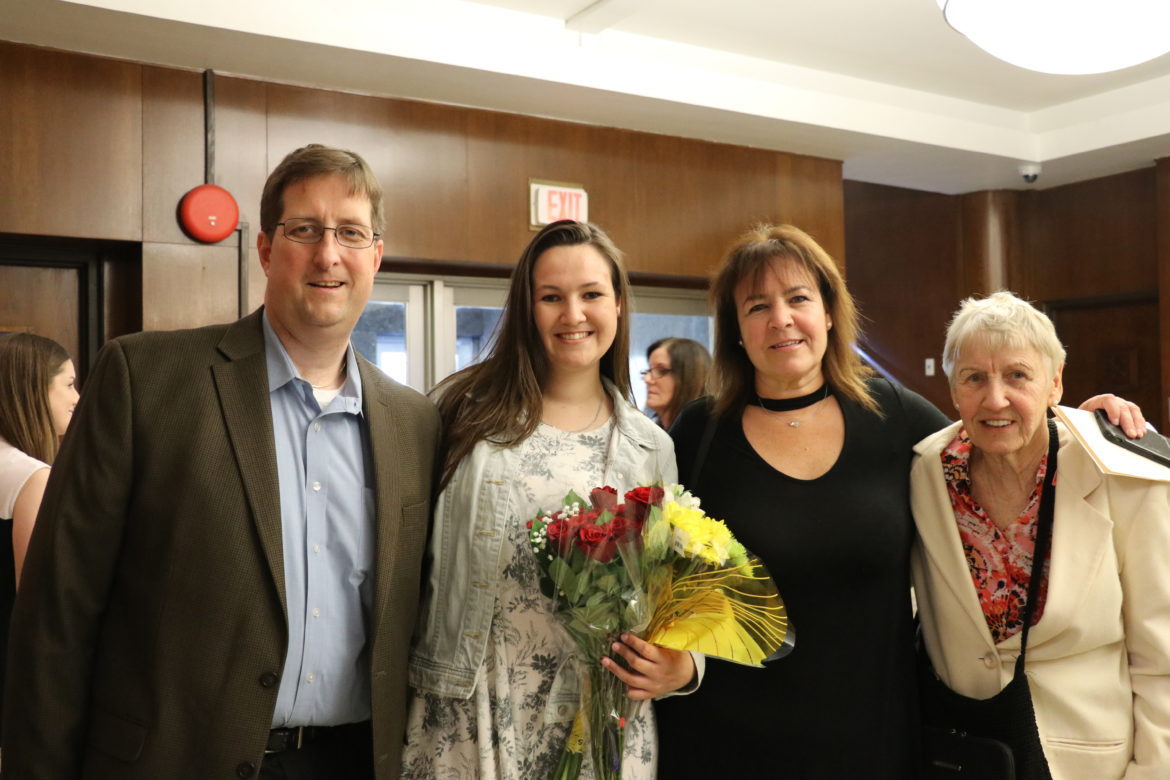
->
<box><xmin>664</xmin><ymin>502</ymin><xmax>733</xmax><ymax>566</ymax></box>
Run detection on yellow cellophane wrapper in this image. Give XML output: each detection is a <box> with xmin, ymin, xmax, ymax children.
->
<box><xmin>644</xmin><ymin>556</ymin><xmax>788</xmax><ymax>667</ymax></box>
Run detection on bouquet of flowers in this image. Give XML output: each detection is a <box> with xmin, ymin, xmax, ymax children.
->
<box><xmin>527</xmin><ymin>483</ymin><xmax>788</xmax><ymax>780</ymax></box>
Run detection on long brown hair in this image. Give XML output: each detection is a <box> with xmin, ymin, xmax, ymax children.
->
<box><xmin>710</xmin><ymin>223</ymin><xmax>876</xmax><ymax>417</ymax></box>
<box><xmin>0</xmin><ymin>333</ymin><xmax>72</xmax><ymax>464</ymax></box>
<box><xmin>434</xmin><ymin>220</ymin><xmax>633</xmax><ymax>490</ymax></box>
<box><xmin>647</xmin><ymin>338</ymin><xmax>710</xmax><ymax>428</ymax></box>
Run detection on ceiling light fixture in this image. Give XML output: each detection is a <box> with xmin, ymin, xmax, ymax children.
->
<box><xmin>937</xmin><ymin>0</ymin><xmax>1170</xmax><ymax>75</ymax></box>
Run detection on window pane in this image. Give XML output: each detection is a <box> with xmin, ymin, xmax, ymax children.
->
<box><xmin>629</xmin><ymin>312</ymin><xmax>713</xmax><ymax>411</ymax></box>
<box><xmin>455</xmin><ymin>305</ymin><xmax>503</xmax><ymax>372</ymax></box>
<box><xmin>353</xmin><ymin>301</ymin><xmax>409</xmax><ymax>385</ymax></box>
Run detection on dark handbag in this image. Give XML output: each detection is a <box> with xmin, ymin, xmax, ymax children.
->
<box><xmin>918</xmin><ymin>419</ymin><xmax>1058</xmax><ymax>780</ymax></box>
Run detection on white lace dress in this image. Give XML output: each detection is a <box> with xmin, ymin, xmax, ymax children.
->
<box><xmin>401</xmin><ymin>419</ymin><xmax>655</xmax><ymax>779</ymax></box>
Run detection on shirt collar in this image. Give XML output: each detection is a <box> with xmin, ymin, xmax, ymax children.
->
<box><xmin>262</xmin><ymin>312</ymin><xmax>363</xmax><ymax>413</ymax></box>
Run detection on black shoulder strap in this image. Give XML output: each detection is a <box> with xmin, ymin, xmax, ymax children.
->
<box><xmin>1018</xmin><ymin>417</ymin><xmax>1059</xmax><ymax>660</ymax></box>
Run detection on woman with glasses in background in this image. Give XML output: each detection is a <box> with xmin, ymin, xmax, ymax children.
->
<box><xmin>641</xmin><ymin>338</ymin><xmax>711</xmax><ymax>430</ymax></box>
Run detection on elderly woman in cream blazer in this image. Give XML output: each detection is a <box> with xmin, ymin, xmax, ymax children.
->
<box><xmin>910</xmin><ymin>291</ymin><xmax>1170</xmax><ymax>780</ymax></box>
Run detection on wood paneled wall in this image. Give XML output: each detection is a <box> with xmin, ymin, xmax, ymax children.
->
<box><xmin>0</xmin><ymin>265</ymin><xmax>79</xmax><ymax>357</ymax></box>
<box><xmin>1158</xmin><ymin>159</ymin><xmax>1170</xmax><ymax>429</ymax></box>
<box><xmin>846</xmin><ymin>168</ymin><xmax>1168</xmax><ymax>429</ymax></box>
<box><xmin>842</xmin><ymin>181</ymin><xmax>961</xmax><ymax>413</ymax></box>
<box><xmin>0</xmin><ymin>45</ymin><xmax>142</xmax><ymax>241</ymax></box>
<box><xmin>0</xmin><ymin>40</ymin><xmax>844</xmax><ymax>335</ymax></box>
<box><xmin>1014</xmin><ymin>169</ymin><xmax>1157</xmax><ymax>300</ymax></box>
<box><xmin>1016</xmin><ymin>169</ymin><xmax>1161</xmax><ymax>430</ymax></box>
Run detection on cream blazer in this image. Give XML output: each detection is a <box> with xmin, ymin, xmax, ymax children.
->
<box><xmin>910</xmin><ymin>418</ymin><xmax>1170</xmax><ymax>780</ymax></box>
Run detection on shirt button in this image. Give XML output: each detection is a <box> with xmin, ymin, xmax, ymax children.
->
<box><xmin>236</xmin><ymin>762</ymin><xmax>256</xmax><ymax>778</ymax></box>
<box><xmin>558</xmin><ymin>705</ymin><xmax>568</xmax><ymax>716</ymax></box>
<box><xmin>981</xmin><ymin>652</ymin><xmax>997</xmax><ymax>669</ymax></box>
<box><xmin>313</xmin><ymin>422</ymin><xmax>321</xmax><ymax>432</ymax></box>
<box><xmin>312</xmin><ymin>481</ymin><xmax>321</xmax><ymax>492</ymax></box>
<box><xmin>306</xmin><ymin>673</ymin><xmax>315</xmax><ymax>683</ymax></box>
<box><xmin>311</xmin><ymin>608</ymin><xmax>320</xmax><ymax>618</ymax></box>
<box><xmin>258</xmin><ymin>672</ymin><xmax>278</xmax><ymax>688</ymax></box>
<box><xmin>313</xmin><ymin>544</ymin><xmax>320</xmax><ymax>554</ymax></box>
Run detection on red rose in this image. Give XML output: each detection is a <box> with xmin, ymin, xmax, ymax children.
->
<box><xmin>609</xmin><ymin>510</ymin><xmax>644</xmax><ymax>553</ymax></box>
<box><xmin>579</xmin><ymin>523</ymin><xmax>607</xmax><ymax>544</ymax></box>
<box><xmin>590</xmin><ymin>486</ymin><xmax>619</xmax><ymax>512</ymax></box>
<box><xmin>576</xmin><ymin>518</ymin><xmax>618</xmax><ymax>562</ymax></box>
<box><xmin>568</xmin><ymin>508</ymin><xmax>599</xmax><ymax>532</ymax></box>
<box><xmin>605</xmin><ymin>509</ymin><xmax>631</xmax><ymax>539</ymax></box>
<box><xmin>546</xmin><ymin>518</ymin><xmax>574</xmax><ymax>556</ymax></box>
<box><xmin>624</xmin><ymin>486</ymin><xmax>665</xmax><ymax>524</ymax></box>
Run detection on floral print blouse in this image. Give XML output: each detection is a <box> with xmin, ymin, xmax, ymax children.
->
<box><xmin>941</xmin><ymin>429</ymin><xmax>1050</xmax><ymax>644</ymax></box>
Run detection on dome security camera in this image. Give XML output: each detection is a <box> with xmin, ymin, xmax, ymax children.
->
<box><xmin>1019</xmin><ymin>163</ymin><xmax>1041</xmax><ymax>184</ymax></box>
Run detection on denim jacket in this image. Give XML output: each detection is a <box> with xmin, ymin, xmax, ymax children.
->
<box><xmin>408</xmin><ymin>385</ymin><xmax>682</xmax><ymax>707</ymax></box>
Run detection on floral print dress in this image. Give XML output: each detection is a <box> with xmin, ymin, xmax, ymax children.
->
<box><xmin>401</xmin><ymin>419</ymin><xmax>655</xmax><ymax>779</ymax></box>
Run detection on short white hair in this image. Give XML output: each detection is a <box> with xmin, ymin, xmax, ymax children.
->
<box><xmin>942</xmin><ymin>291</ymin><xmax>1066</xmax><ymax>384</ymax></box>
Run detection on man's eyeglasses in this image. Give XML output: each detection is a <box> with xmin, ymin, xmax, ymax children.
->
<box><xmin>640</xmin><ymin>367</ymin><xmax>673</xmax><ymax>380</ymax></box>
<box><xmin>276</xmin><ymin>218</ymin><xmax>381</xmax><ymax>249</ymax></box>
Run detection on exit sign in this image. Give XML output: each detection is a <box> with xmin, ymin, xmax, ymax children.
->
<box><xmin>529</xmin><ymin>179</ymin><xmax>589</xmax><ymax>228</ymax></box>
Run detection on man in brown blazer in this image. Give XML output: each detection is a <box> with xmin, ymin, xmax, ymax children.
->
<box><xmin>2</xmin><ymin>145</ymin><xmax>439</xmax><ymax>779</ymax></box>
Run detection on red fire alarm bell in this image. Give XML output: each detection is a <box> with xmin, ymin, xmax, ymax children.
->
<box><xmin>178</xmin><ymin>184</ymin><xmax>240</xmax><ymax>243</ymax></box>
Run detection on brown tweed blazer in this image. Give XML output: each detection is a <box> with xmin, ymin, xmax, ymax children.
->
<box><xmin>1</xmin><ymin>309</ymin><xmax>439</xmax><ymax>780</ymax></box>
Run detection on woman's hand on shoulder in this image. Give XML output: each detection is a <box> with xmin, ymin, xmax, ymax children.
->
<box><xmin>601</xmin><ymin>633</ymin><xmax>696</xmax><ymax>700</ymax></box>
<box><xmin>1077</xmin><ymin>394</ymin><xmax>1147</xmax><ymax>438</ymax></box>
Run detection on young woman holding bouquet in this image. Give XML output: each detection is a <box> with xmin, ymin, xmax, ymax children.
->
<box><xmin>402</xmin><ymin>220</ymin><xmax>697</xmax><ymax>778</ymax></box>
<box><xmin>653</xmin><ymin>224</ymin><xmax>1144</xmax><ymax>778</ymax></box>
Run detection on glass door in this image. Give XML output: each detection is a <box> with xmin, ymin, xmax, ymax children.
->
<box><xmin>354</xmin><ymin>280</ymin><xmax>427</xmax><ymax>392</ymax></box>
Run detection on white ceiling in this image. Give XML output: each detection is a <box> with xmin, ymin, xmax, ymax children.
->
<box><xmin>7</xmin><ymin>0</ymin><xmax>1170</xmax><ymax>194</ymax></box>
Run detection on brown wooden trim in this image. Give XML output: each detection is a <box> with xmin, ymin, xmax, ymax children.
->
<box><xmin>379</xmin><ymin>257</ymin><xmax>513</xmax><ymax>278</ymax></box>
<box><xmin>627</xmin><ymin>272</ymin><xmax>708</xmax><ymax>290</ymax></box>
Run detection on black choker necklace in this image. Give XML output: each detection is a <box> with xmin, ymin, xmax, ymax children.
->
<box><xmin>749</xmin><ymin>384</ymin><xmax>831</xmax><ymax>412</ymax></box>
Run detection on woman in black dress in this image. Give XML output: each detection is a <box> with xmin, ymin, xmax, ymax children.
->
<box><xmin>653</xmin><ymin>224</ymin><xmax>1142</xmax><ymax>778</ymax></box>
